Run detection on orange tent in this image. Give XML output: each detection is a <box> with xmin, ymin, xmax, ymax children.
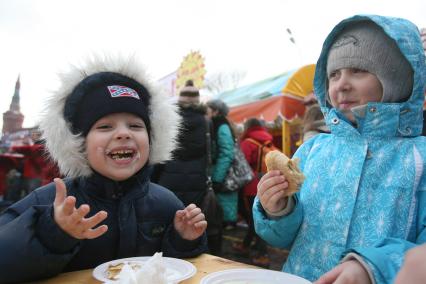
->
<box><xmin>228</xmin><ymin>95</ymin><xmax>305</xmax><ymax>123</ymax></box>
<box><xmin>219</xmin><ymin>64</ymin><xmax>316</xmax><ymax>155</ymax></box>
<box><xmin>225</xmin><ymin>64</ymin><xmax>315</xmax><ymax>124</ymax></box>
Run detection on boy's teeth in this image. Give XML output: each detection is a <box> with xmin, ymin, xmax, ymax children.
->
<box><xmin>111</xmin><ymin>150</ymin><xmax>133</xmax><ymax>154</ymax></box>
<box><xmin>109</xmin><ymin>149</ymin><xmax>135</xmax><ymax>160</ymax></box>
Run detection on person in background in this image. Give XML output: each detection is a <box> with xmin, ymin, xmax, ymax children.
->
<box><xmin>302</xmin><ymin>101</ymin><xmax>330</xmax><ymax>142</ymax></box>
<box><xmin>12</xmin><ymin>141</ymin><xmax>45</xmax><ymax>196</ymax></box>
<box><xmin>0</xmin><ymin>55</ymin><xmax>207</xmax><ymax>283</ymax></box>
<box><xmin>152</xmin><ymin>80</ymin><xmax>223</xmax><ymax>255</ymax></box>
<box><xmin>232</xmin><ymin>118</ymin><xmax>271</xmax><ymax>267</ymax></box>
<box><xmin>4</xmin><ymin>168</ymin><xmax>23</xmax><ymax>203</ymax></box>
<box><xmin>153</xmin><ymin>80</ymin><xmax>208</xmax><ymax>207</ymax></box>
<box><xmin>253</xmin><ymin>15</ymin><xmax>426</xmax><ymax>284</ymax></box>
<box><xmin>206</xmin><ymin>99</ymin><xmax>236</xmax><ymax>232</ymax></box>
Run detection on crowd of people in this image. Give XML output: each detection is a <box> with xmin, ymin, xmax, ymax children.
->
<box><xmin>0</xmin><ymin>132</ymin><xmax>60</xmax><ymax>208</ymax></box>
<box><xmin>0</xmin><ymin>13</ymin><xmax>425</xmax><ymax>284</ymax></box>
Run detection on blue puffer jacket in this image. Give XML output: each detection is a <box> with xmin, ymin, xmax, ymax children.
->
<box><xmin>253</xmin><ymin>15</ymin><xmax>426</xmax><ymax>284</ymax></box>
<box><xmin>0</xmin><ymin>167</ymin><xmax>207</xmax><ymax>283</ymax></box>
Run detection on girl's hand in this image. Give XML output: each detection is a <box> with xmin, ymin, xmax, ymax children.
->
<box><xmin>53</xmin><ymin>178</ymin><xmax>108</xmax><ymax>239</ymax></box>
<box><xmin>395</xmin><ymin>244</ymin><xmax>426</xmax><ymax>284</ymax></box>
<box><xmin>174</xmin><ymin>203</ymin><xmax>207</xmax><ymax>240</ymax></box>
<box><xmin>257</xmin><ymin>170</ymin><xmax>289</xmax><ymax>213</ymax></box>
<box><xmin>314</xmin><ymin>260</ymin><xmax>372</xmax><ymax>284</ymax></box>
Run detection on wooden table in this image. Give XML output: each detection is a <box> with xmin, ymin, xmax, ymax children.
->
<box><xmin>30</xmin><ymin>253</ymin><xmax>260</xmax><ymax>283</ymax></box>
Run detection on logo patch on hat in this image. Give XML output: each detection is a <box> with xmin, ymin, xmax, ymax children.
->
<box><xmin>331</xmin><ymin>35</ymin><xmax>359</xmax><ymax>49</ymax></box>
<box><xmin>107</xmin><ymin>85</ymin><xmax>140</xmax><ymax>99</ymax></box>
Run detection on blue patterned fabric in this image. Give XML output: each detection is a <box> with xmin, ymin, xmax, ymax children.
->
<box><xmin>253</xmin><ymin>15</ymin><xmax>426</xmax><ymax>284</ymax></box>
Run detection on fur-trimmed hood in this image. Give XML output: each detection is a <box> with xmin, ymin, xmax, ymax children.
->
<box><xmin>39</xmin><ymin>54</ymin><xmax>181</xmax><ymax>178</ymax></box>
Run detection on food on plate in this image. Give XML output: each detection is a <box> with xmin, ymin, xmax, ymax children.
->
<box><xmin>113</xmin><ymin>252</ymin><xmax>168</xmax><ymax>284</ymax></box>
<box><xmin>107</xmin><ymin>262</ymin><xmax>142</xmax><ymax>280</ymax></box>
<box><xmin>265</xmin><ymin>150</ymin><xmax>305</xmax><ymax>195</ymax></box>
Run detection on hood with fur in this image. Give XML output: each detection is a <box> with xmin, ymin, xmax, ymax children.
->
<box><xmin>39</xmin><ymin>54</ymin><xmax>181</xmax><ymax>178</ymax></box>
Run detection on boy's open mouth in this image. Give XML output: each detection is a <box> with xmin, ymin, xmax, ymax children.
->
<box><xmin>107</xmin><ymin>149</ymin><xmax>136</xmax><ymax>160</ymax></box>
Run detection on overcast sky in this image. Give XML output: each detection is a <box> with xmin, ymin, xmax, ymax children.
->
<box><xmin>1</xmin><ymin>0</ymin><xmax>425</xmax><ymax>129</ymax></box>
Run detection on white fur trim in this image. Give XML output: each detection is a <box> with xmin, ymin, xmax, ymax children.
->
<box><xmin>39</xmin><ymin>54</ymin><xmax>181</xmax><ymax>178</ymax></box>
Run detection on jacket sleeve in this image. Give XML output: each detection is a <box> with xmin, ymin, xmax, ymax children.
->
<box><xmin>161</xmin><ymin>225</ymin><xmax>208</xmax><ymax>258</ymax></box>
<box><xmin>346</xmin><ymin>177</ymin><xmax>426</xmax><ymax>284</ymax></box>
<box><xmin>0</xmin><ymin>185</ymin><xmax>80</xmax><ymax>283</ymax></box>
<box><xmin>252</xmin><ymin>195</ymin><xmax>303</xmax><ymax>249</ymax></box>
<box><xmin>252</xmin><ymin>139</ymin><xmax>316</xmax><ymax>250</ymax></box>
<box><xmin>211</xmin><ymin>124</ymin><xmax>234</xmax><ymax>183</ymax></box>
<box><xmin>157</xmin><ymin>192</ymin><xmax>209</xmax><ymax>258</ymax></box>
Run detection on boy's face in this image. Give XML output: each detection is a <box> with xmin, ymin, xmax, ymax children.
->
<box><xmin>328</xmin><ymin>68</ymin><xmax>383</xmax><ymax>121</ymax></box>
<box><xmin>85</xmin><ymin>112</ymin><xmax>149</xmax><ymax>181</ymax></box>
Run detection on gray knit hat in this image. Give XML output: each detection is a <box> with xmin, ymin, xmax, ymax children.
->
<box><xmin>207</xmin><ymin>99</ymin><xmax>229</xmax><ymax>116</ymax></box>
<box><xmin>327</xmin><ymin>20</ymin><xmax>413</xmax><ymax>103</ymax></box>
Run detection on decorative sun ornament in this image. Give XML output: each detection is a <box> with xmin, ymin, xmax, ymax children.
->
<box><xmin>176</xmin><ymin>51</ymin><xmax>206</xmax><ymax>90</ymax></box>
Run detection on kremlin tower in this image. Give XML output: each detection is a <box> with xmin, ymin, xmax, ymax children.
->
<box><xmin>2</xmin><ymin>76</ymin><xmax>24</xmax><ymax>135</ymax></box>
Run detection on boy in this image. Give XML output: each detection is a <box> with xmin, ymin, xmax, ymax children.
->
<box><xmin>253</xmin><ymin>15</ymin><xmax>426</xmax><ymax>284</ymax></box>
<box><xmin>0</xmin><ymin>55</ymin><xmax>208</xmax><ymax>283</ymax></box>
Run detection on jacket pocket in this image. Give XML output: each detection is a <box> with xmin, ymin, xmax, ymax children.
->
<box><xmin>137</xmin><ymin>221</ymin><xmax>168</xmax><ymax>247</ymax></box>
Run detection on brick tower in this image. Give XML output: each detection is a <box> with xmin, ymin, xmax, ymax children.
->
<box><xmin>2</xmin><ymin>76</ymin><xmax>24</xmax><ymax>134</ymax></box>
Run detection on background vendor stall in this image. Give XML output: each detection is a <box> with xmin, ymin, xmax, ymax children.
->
<box><xmin>216</xmin><ymin>64</ymin><xmax>315</xmax><ymax>156</ymax></box>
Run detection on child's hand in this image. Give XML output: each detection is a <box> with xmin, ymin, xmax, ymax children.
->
<box><xmin>314</xmin><ymin>260</ymin><xmax>371</xmax><ymax>284</ymax></box>
<box><xmin>395</xmin><ymin>244</ymin><xmax>426</xmax><ymax>284</ymax></box>
<box><xmin>174</xmin><ymin>203</ymin><xmax>207</xmax><ymax>241</ymax></box>
<box><xmin>53</xmin><ymin>178</ymin><xmax>108</xmax><ymax>239</ymax></box>
<box><xmin>257</xmin><ymin>170</ymin><xmax>289</xmax><ymax>213</ymax></box>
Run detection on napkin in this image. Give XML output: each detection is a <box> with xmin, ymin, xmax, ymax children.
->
<box><xmin>115</xmin><ymin>252</ymin><xmax>167</xmax><ymax>284</ymax></box>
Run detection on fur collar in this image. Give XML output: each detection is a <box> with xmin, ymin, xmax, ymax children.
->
<box><xmin>39</xmin><ymin>54</ymin><xmax>181</xmax><ymax>178</ymax></box>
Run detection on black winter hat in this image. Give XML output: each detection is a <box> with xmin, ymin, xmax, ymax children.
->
<box><xmin>64</xmin><ymin>72</ymin><xmax>151</xmax><ymax>136</ymax></box>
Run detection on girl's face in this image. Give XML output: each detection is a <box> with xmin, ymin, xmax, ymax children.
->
<box><xmin>328</xmin><ymin>68</ymin><xmax>383</xmax><ymax>121</ymax></box>
<box><xmin>206</xmin><ymin>107</ymin><xmax>218</xmax><ymax>119</ymax></box>
<box><xmin>85</xmin><ymin>113</ymin><xmax>149</xmax><ymax>181</ymax></box>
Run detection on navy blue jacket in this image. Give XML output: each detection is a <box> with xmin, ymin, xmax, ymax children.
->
<box><xmin>0</xmin><ymin>167</ymin><xmax>207</xmax><ymax>283</ymax></box>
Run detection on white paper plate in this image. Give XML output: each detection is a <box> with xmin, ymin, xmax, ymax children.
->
<box><xmin>92</xmin><ymin>256</ymin><xmax>196</xmax><ymax>283</ymax></box>
<box><xmin>200</xmin><ymin>268</ymin><xmax>312</xmax><ymax>284</ymax></box>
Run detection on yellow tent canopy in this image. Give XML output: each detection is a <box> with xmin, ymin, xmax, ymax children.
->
<box><xmin>281</xmin><ymin>64</ymin><xmax>315</xmax><ymax>156</ymax></box>
<box><xmin>282</xmin><ymin>64</ymin><xmax>315</xmax><ymax>98</ymax></box>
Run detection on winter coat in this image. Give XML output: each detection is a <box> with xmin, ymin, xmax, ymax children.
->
<box><xmin>253</xmin><ymin>15</ymin><xmax>426</xmax><ymax>284</ymax></box>
<box><xmin>240</xmin><ymin>126</ymin><xmax>273</xmax><ymax>196</ymax></box>
<box><xmin>210</xmin><ymin>117</ymin><xmax>234</xmax><ymax>184</ymax></box>
<box><xmin>210</xmin><ymin>117</ymin><xmax>236</xmax><ymax>222</ymax></box>
<box><xmin>153</xmin><ymin>104</ymin><xmax>208</xmax><ymax>206</ymax></box>
<box><xmin>0</xmin><ymin>168</ymin><xmax>207</xmax><ymax>283</ymax></box>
